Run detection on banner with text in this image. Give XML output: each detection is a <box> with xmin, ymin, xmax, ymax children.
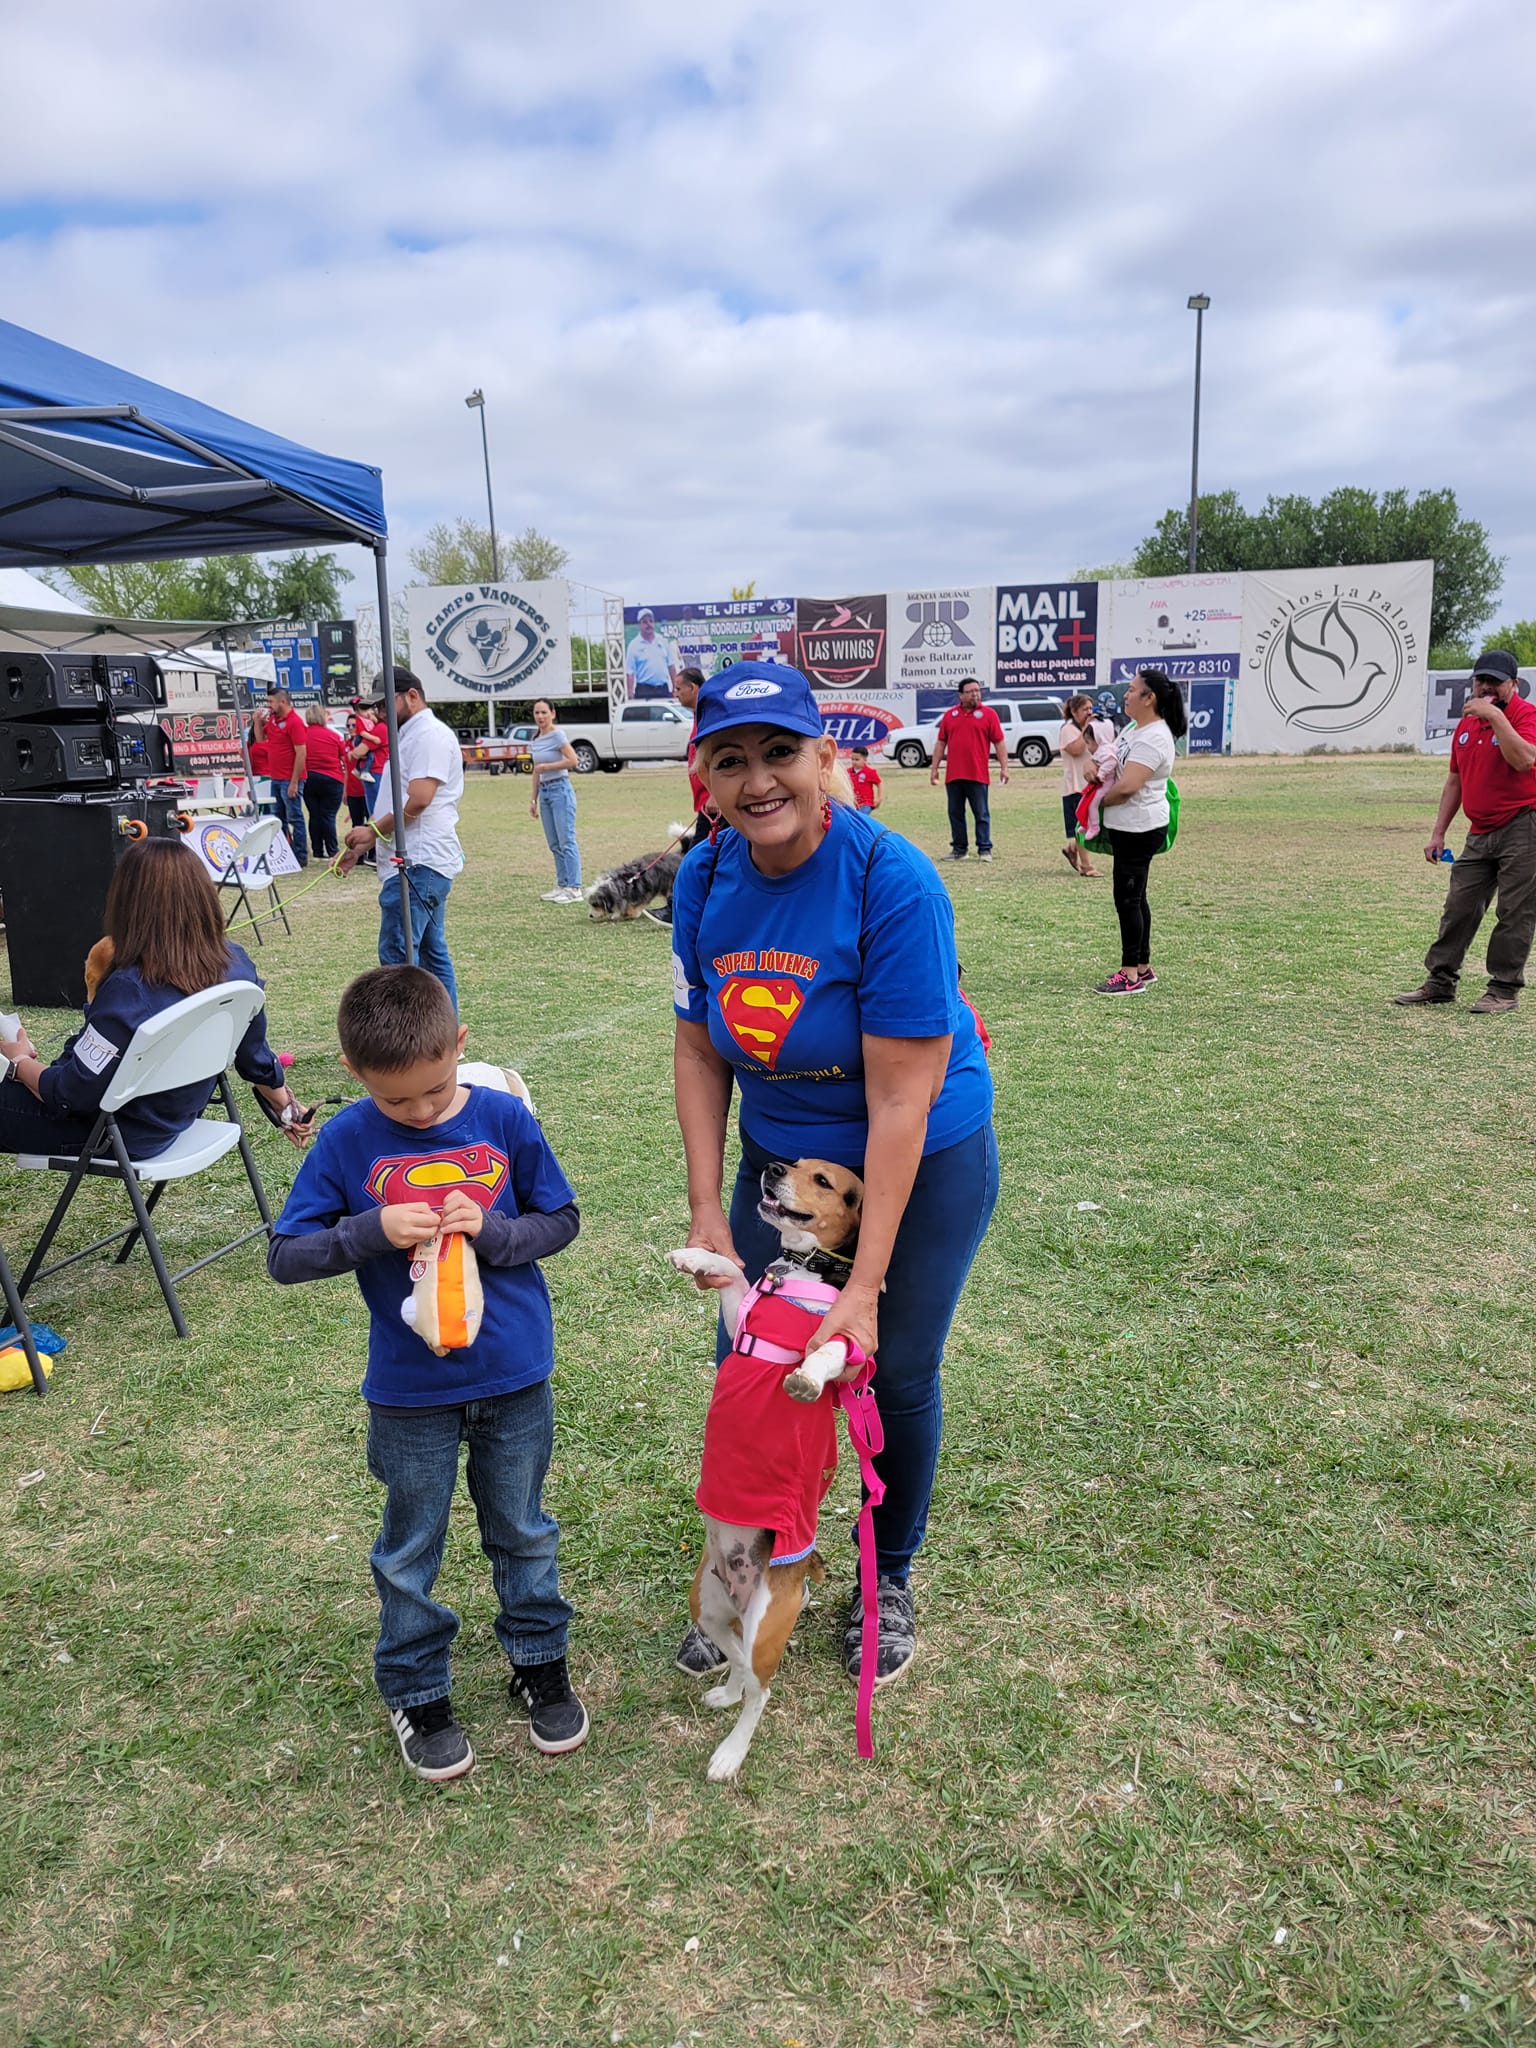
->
<box><xmin>622</xmin><ymin>598</ymin><xmax>794</xmax><ymax>699</ymax></box>
<box><xmin>886</xmin><ymin>587</ymin><xmax>995</xmax><ymax>693</ymax></box>
<box><xmin>1423</xmin><ymin>667</ymin><xmax>1535</xmax><ymax>752</ymax></box>
<box><xmin>1107</xmin><ymin>573</ymin><xmax>1243</xmax><ymax>688</ymax></box>
<box><xmin>795</xmin><ymin>594</ymin><xmax>889</xmax><ymax>691</ymax></box>
<box><xmin>1233</xmin><ymin>561</ymin><xmax>1431</xmax><ymax>752</ymax></box>
<box><xmin>815</xmin><ymin>690</ymin><xmax>916</xmax><ymax>756</ymax></box>
<box><xmin>994</xmin><ymin>582</ymin><xmax>1098</xmax><ymax>694</ymax></box>
<box><xmin>408</xmin><ymin>579</ymin><xmax>571</xmax><ymax>701</ymax></box>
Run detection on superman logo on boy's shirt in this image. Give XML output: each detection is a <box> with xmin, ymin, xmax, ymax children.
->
<box><xmin>364</xmin><ymin>1143</ymin><xmax>511</xmax><ymax>1212</ymax></box>
<box><xmin>718</xmin><ymin>977</ymin><xmax>805</xmax><ymax>1070</ymax></box>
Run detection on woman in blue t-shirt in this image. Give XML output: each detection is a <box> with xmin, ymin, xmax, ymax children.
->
<box><xmin>670</xmin><ymin>662</ymin><xmax>999</xmax><ymax>1686</ymax></box>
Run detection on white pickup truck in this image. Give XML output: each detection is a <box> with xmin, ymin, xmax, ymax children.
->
<box><xmin>885</xmin><ymin>695</ymin><xmax>1070</xmax><ymax>770</ymax></box>
<box><xmin>565</xmin><ymin>699</ymin><xmax>693</xmax><ymax>773</ymax></box>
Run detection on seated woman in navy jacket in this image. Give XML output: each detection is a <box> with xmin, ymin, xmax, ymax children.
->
<box><xmin>0</xmin><ymin>838</ymin><xmax>307</xmax><ymax>1159</ymax></box>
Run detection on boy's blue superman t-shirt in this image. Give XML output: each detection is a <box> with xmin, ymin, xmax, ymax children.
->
<box><xmin>670</xmin><ymin>803</ymin><xmax>992</xmax><ymax>1169</ymax></box>
<box><xmin>276</xmin><ymin>1087</ymin><xmax>576</xmax><ymax>1405</ymax></box>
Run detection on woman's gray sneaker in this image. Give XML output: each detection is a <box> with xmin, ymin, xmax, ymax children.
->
<box><xmin>389</xmin><ymin>1696</ymin><xmax>475</xmax><ymax>1782</ymax></box>
<box><xmin>842</xmin><ymin>1576</ymin><xmax>917</xmax><ymax>1685</ymax></box>
<box><xmin>674</xmin><ymin>1622</ymin><xmax>729</xmax><ymax>1676</ymax></box>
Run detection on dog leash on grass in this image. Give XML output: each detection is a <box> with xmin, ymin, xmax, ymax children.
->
<box><xmin>835</xmin><ymin>1348</ymin><xmax>886</xmax><ymax>1761</ymax></box>
<box><xmin>223</xmin><ymin>852</ymin><xmax>348</xmax><ymax>935</ymax></box>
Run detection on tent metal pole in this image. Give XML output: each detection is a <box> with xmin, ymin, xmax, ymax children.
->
<box><xmin>373</xmin><ymin>542</ymin><xmax>414</xmax><ymax>967</ymax></box>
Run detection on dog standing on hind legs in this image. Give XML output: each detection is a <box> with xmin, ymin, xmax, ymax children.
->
<box><xmin>668</xmin><ymin>1158</ymin><xmax>866</xmax><ymax>1781</ymax></box>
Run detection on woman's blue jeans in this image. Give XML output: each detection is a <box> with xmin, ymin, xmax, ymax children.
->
<box><xmin>365</xmin><ymin>1382</ymin><xmax>572</xmax><ymax>1710</ymax></box>
<box><xmin>538</xmin><ymin>777</ymin><xmax>582</xmax><ymax>889</ymax></box>
<box><xmin>725</xmin><ymin>1120</ymin><xmax>999</xmax><ymax>1581</ymax></box>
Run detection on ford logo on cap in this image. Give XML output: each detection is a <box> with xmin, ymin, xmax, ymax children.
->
<box><xmin>724</xmin><ymin>679</ymin><xmax>781</xmax><ymax>701</ymax></box>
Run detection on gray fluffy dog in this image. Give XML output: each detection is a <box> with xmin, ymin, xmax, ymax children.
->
<box><xmin>586</xmin><ymin>825</ymin><xmax>689</xmax><ymax>920</ymax></box>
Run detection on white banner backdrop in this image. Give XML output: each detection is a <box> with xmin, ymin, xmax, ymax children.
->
<box><xmin>1233</xmin><ymin>562</ymin><xmax>1432</xmax><ymax>751</ymax></box>
<box><xmin>407</xmin><ymin>579</ymin><xmax>572</xmax><ymax>701</ymax></box>
<box><xmin>885</xmin><ymin>587</ymin><xmax>995</xmax><ymax>692</ymax></box>
<box><xmin>1105</xmin><ymin>573</ymin><xmax>1244</xmax><ymax>689</ymax></box>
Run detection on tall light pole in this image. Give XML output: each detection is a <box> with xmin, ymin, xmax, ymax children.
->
<box><xmin>464</xmin><ymin>389</ymin><xmax>500</xmax><ymax>580</ymax></box>
<box><xmin>1186</xmin><ymin>295</ymin><xmax>1210</xmax><ymax>574</ymax></box>
<box><xmin>465</xmin><ymin>388</ymin><xmax>501</xmax><ymax>739</ymax></box>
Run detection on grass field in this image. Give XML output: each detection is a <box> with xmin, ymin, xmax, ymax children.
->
<box><xmin>2</xmin><ymin>753</ymin><xmax>1534</xmax><ymax>2048</ymax></box>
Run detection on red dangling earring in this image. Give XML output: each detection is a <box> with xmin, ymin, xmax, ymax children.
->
<box><xmin>708</xmin><ymin>815</ymin><xmax>722</xmax><ymax>846</ymax></box>
<box><xmin>819</xmin><ymin>792</ymin><xmax>832</xmax><ymax>831</ymax></box>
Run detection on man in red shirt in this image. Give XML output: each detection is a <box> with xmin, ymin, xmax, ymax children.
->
<box><xmin>1396</xmin><ymin>649</ymin><xmax>1536</xmax><ymax>1014</ymax></box>
<box><xmin>262</xmin><ymin>687</ymin><xmax>311</xmax><ymax>867</ymax></box>
<box><xmin>647</xmin><ymin>666</ymin><xmax>712</xmax><ymax>928</ymax></box>
<box><xmin>930</xmin><ymin>676</ymin><xmax>1009</xmax><ymax>861</ymax></box>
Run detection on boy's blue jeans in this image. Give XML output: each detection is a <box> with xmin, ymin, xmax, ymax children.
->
<box><xmin>724</xmin><ymin>1120</ymin><xmax>999</xmax><ymax>1582</ymax></box>
<box><xmin>365</xmin><ymin>1381</ymin><xmax>572</xmax><ymax>1710</ymax></box>
<box><xmin>377</xmin><ymin>864</ymin><xmax>457</xmax><ymax>1011</ymax></box>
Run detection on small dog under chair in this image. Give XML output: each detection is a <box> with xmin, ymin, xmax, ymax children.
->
<box><xmin>668</xmin><ymin>1158</ymin><xmax>885</xmax><ymax>1782</ymax></box>
<box><xmin>586</xmin><ymin>825</ymin><xmax>689</xmax><ymax>921</ymax></box>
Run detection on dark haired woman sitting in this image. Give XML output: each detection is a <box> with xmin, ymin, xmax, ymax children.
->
<box><xmin>0</xmin><ymin>838</ymin><xmax>308</xmax><ymax>1157</ymax></box>
<box><xmin>1086</xmin><ymin>667</ymin><xmax>1186</xmax><ymax>996</ymax></box>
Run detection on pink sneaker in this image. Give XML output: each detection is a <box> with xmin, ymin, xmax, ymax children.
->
<box><xmin>1093</xmin><ymin>969</ymin><xmax>1147</xmax><ymax>995</ymax></box>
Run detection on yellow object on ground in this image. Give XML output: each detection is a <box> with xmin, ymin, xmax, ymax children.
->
<box><xmin>0</xmin><ymin>1346</ymin><xmax>52</xmax><ymax>1391</ymax></box>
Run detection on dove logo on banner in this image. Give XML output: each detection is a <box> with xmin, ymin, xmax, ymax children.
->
<box><xmin>1235</xmin><ymin>563</ymin><xmax>1431</xmax><ymax>750</ymax></box>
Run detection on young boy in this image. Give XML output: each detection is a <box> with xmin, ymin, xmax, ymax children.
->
<box><xmin>848</xmin><ymin>744</ymin><xmax>883</xmax><ymax>812</ymax></box>
<box><xmin>269</xmin><ymin>966</ymin><xmax>585</xmax><ymax>1783</ymax></box>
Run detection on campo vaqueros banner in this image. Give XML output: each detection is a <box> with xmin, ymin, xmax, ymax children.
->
<box><xmin>1233</xmin><ymin>561</ymin><xmax>1432</xmax><ymax>752</ymax></box>
<box><xmin>994</xmin><ymin>582</ymin><xmax>1098</xmax><ymax>693</ymax></box>
<box><xmin>796</xmin><ymin>594</ymin><xmax>888</xmax><ymax>692</ymax></box>
<box><xmin>622</xmin><ymin>598</ymin><xmax>795</xmax><ymax>699</ymax></box>
<box><xmin>886</xmin><ymin>587</ymin><xmax>995</xmax><ymax>692</ymax></box>
<box><xmin>408</xmin><ymin>579</ymin><xmax>572</xmax><ymax>701</ymax></box>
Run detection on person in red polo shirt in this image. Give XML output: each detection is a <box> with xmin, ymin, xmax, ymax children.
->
<box><xmin>930</xmin><ymin>676</ymin><xmax>1009</xmax><ymax>861</ymax></box>
<box><xmin>1396</xmin><ymin>649</ymin><xmax>1536</xmax><ymax>1015</ymax></box>
<box><xmin>262</xmin><ymin>688</ymin><xmax>311</xmax><ymax>867</ymax></box>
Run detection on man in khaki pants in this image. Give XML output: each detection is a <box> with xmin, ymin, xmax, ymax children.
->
<box><xmin>1396</xmin><ymin>650</ymin><xmax>1536</xmax><ymax>1014</ymax></box>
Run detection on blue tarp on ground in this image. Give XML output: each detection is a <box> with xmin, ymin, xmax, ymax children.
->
<box><xmin>0</xmin><ymin>317</ymin><xmax>386</xmax><ymax>566</ymax></box>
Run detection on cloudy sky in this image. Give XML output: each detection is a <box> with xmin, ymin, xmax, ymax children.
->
<box><xmin>5</xmin><ymin>0</ymin><xmax>1534</xmax><ymax>619</ymax></box>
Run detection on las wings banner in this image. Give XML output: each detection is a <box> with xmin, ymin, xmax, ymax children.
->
<box><xmin>408</xmin><ymin>579</ymin><xmax>572</xmax><ymax>701</ymax></box>
<box><xmin>1232</xmin><ymin>562</ymin><xmax>1431</xmax><ymax>752</ymax></box>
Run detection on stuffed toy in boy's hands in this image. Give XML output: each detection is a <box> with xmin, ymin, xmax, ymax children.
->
<box><xmin>402</xmin><ymin>1226</ymin><xmax>484</xmax><ymax>1355</ymax></box>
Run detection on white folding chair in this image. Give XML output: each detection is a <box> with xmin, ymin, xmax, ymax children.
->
<box><xmin>15</xmin><ymin>982</ymin><xmax>276</xmax><ymax>1338</ymax></box>
<box><xmin>217</xmin><ymin>814</ymin><xmax>291</xmax><ymax>944</ymax></box>
<box><xmin>457</xmin><ymin>1061</ymin><xmax>536</xmax><ymax>1115</ymax></box>
<box><xmin>0</xmin><ymin>1240</ymin><xmax>48</xmax><ymax>1397</ymax></box>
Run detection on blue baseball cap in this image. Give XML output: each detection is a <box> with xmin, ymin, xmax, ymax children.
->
<box><xmin>692</xmin><ymin>660</ymin><xmax>825</xmax><ymax>745</ymax></box>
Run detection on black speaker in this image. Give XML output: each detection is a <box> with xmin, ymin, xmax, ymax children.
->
<box><xmin>0</xmin><ymin>791</ymin><xmax>183</xmax><ymax>1007</ymax></box>
<box><xmin>0</xmin><ymin>718</ymin><xmax>171</xmax><ymax>794</ymax></box>
<box><xmin>0</xmin><ymin>651</ymin><xmax>165</xmax><ymax>720</ymax></box>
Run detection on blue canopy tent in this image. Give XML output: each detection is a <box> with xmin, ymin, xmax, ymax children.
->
<box><xmin>0</xmin><ymin>315</ymin><xmax>413</xmax><ymax>958</ymax></box>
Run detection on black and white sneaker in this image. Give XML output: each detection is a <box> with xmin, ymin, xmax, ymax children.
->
<box><xmin>842</xmin><ymin>1576</ymin><xmax>917</xmax><ymax>1686</ymax></box>
<box><xmin>509</xmin><ymin>1655</ymin><xmax>590</xmax><ymax>1755</ymax></box>
<box><xmin>674</xmin><ymin>1621</ymin><xmax>730</xmax><ymax>1676</ymax></box>
<box><xmin>642</xmin><ymin>903</ymin><xmax>673</xmax><ymax>927</ymax></box>
<box><xmin>388</xmin><ymin>1696</ymin><xmax>475</xmax><ymax>1782</ymax></box>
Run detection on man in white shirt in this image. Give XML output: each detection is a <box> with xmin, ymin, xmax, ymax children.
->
<box><xmin>340</xmin><ymin>668</ymin><xmax>465</xmax><ymax>1009</ymax></box>
<box><xmin>625</xmin><ymin>610</ymin><xmax>677</xmax><ymax>699</ymax></box>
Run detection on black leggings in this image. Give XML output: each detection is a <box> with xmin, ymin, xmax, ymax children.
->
<box><xmin>1107</xmin><ymin>826</ymin><xmax>1166</xmax><ymax>967</ymax></box>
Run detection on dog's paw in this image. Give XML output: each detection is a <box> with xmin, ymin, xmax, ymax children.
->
<box><xmin>667</xmin><ymin>1247</ymin><xmax>735</xmax><ymax>1281</ymax></box>
<box><xmin>707</xmin><ymin>1744</ymin><xmax>744</xmax><ymax>1782</ymax></box>
<box><xmin>782</xmin><ymin>1368</ymin><xmax>822</xmax><ymax>1403</ymax></box>
<box><xmin>702</xmin><ymin>1682</ymin><xmax>744</xmax><ymax>1711</ymax></box>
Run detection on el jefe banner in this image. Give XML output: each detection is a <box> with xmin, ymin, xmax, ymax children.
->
<box><xmin>622</xmin><ymin>598</ymin><xmax>795</xmax><ymax>699</ymax></box>
<box><xmin>408</xmin><ymin>579</ymin><xmax>572</xmax><ymax>701</ymax></box>
<box><xmin>1233</xmin><ymin>562</ymin><xmax>1431</xmax><ymax>751</ymax></box>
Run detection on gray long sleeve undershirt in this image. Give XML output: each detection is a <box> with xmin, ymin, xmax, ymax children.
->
<box><xmin>266</xmin><ymin>1203</ymin><xmax>580</xmax><ymax>1284</ymax></box>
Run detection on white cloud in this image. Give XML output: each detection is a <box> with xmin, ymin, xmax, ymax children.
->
<box><xmin>4</xmin><ymin>0</ymin><xmax>1535</xmax><ymax>618</ymax></box>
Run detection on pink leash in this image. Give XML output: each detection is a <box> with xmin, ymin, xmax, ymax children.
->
<box><xmin>835</xmin><ymin>1347</ymin><xmax>885</xmax><ymax>1760</ymax></box>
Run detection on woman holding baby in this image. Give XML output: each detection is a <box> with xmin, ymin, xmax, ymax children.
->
<box><xmin>1058</xmin><ymin>693</ymin><xmax>1116</xmax><ymax>877</ymax></box>
<box><xmin>667</xmin><ymin>660</ymin><xmax>999</xmax><ymax>1688</ymax></box>
<box><xmin>1086</xmin><ymin>667</ymin><xmax>1185</xmax><ymax>996</ymax></box>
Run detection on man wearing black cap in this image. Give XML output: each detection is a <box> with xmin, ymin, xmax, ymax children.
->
<box><xmin>1395</xmin><ymin>649</ymin><xmax>1536</xmax><ymax>1014</ymax></box>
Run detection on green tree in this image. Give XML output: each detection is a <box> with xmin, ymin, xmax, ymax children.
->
<box><xmin>409</xmin><ymin>519</ymin><xmax>569</xmax><ymax>585</ymax></box>
<box><xmin>54</xmin><ymin>550</ymin><xmax>350</xmax><ymax>622</ymax></box>
<box><xmin>1072</xmin><ymin>560</ymin><xmax>1136</xmax><ymax>582</ymax></box>
<box><xmin>1479</xmin><ymin>620</ymin><xmax>1536</xmax><ymax>667</ymax></box>
<box><xmin>730</xmin><ymin>581</ymin><xmax>758</xmax><ymax>601</ymax></box>
<box><xmin>1129</xmin><ymin>486</ymin><xmax>1503</xmax><ymax>650</ymax></box>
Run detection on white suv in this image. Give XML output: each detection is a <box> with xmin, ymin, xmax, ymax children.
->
<box><xmin>886</xmin><ymin>696</ymin><xmax>1068</xmax><ymax>770</ymax></box>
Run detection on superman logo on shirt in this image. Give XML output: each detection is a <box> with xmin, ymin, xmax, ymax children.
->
<box><xmin>718</xmin><ymin>977</ymin><xmax>805</xmax><ymax>1070</ymax></box>
<box><xmin>364</xmin><ymin>1143</ymin><xmax>510</xmax><ymax>1212</ymax></box>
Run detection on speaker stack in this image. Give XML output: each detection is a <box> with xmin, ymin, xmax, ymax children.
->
<box><xmin>0</xmin><ymin>652</ymin><xmax>181</xmax><ymax>1008</ymax></box>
